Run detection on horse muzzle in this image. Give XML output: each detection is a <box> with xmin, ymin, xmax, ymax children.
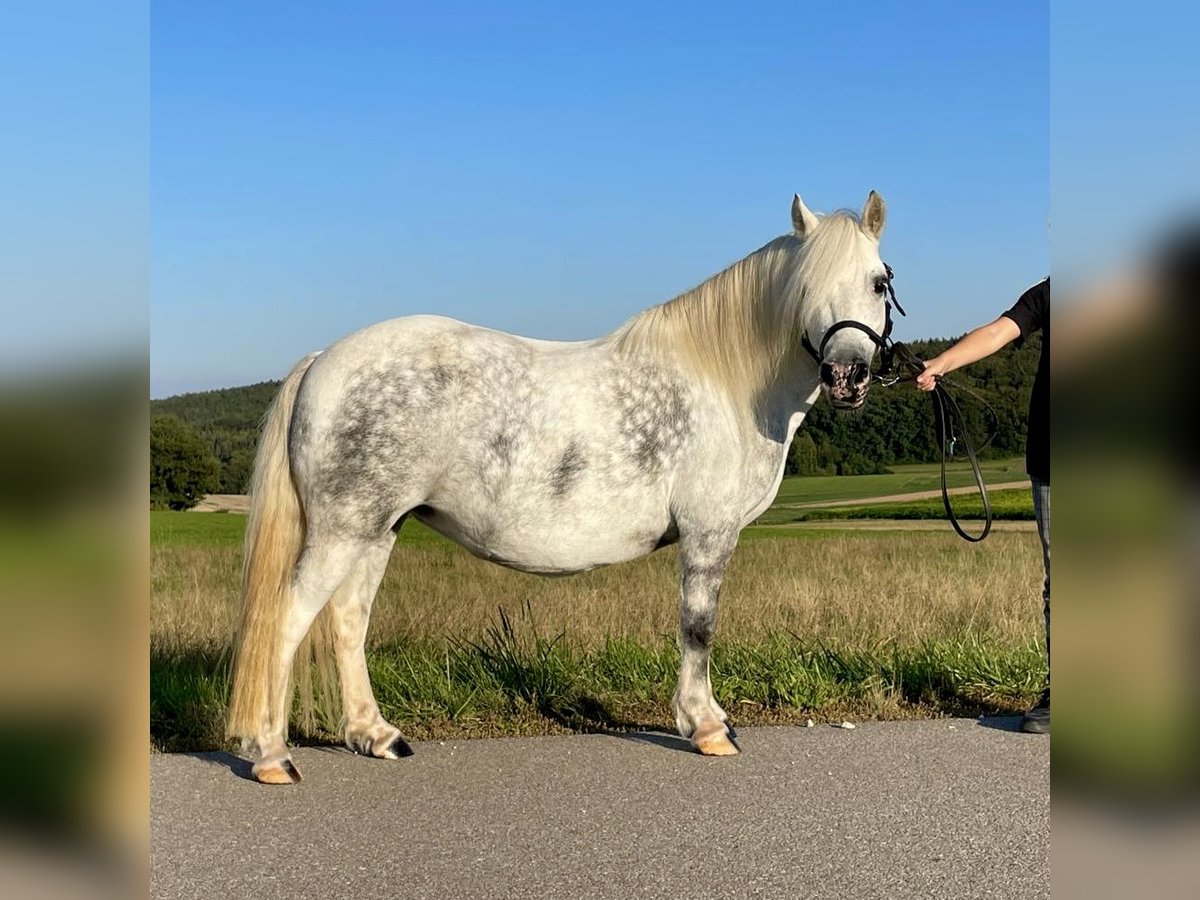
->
<box><xmin>819</xmin><ymin>360</ymin><xmax>871</xmax><ymax>409</ymax></box>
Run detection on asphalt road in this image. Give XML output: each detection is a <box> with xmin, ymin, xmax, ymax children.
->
<box><xmin>151</xmin><ymin>719</ymin><xmax>1048</xmax><ymax>900</ymax></box>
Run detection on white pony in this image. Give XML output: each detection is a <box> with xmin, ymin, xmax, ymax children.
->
<box><xmin>228</xmin><ymin>191</ymin><xmax>892</xmax><ymax>783</ymax></box>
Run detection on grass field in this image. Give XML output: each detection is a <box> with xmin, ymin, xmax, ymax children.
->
<box><xmin>151</xmin><ymin>465</ymin><xmax>1046</xmax><ymax>752</ymax></box>
<box><xmin>757</xmin><ymin>488</ymin><xmax>1034</xmax><ymax>525</ymax></box>
<box><xmin>769</xmin><ymin>457</ymin><xmax>1027</xmax><ymax>505</ymax></box>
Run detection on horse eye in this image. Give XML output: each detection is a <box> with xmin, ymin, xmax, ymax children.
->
<box><xmin>873</xmin><ymin>277</ymin><xmax>887</xmax><ymax>295</ymax></box>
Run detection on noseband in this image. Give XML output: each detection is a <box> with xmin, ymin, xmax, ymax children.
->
<box><xmin>800</xmin><ymin>263</ymin><xmax>907</xmax><ymax>383</ymax></box>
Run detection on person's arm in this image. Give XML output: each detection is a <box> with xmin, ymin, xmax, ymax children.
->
<box><xmin>915</xmin><ymin>316</ymin><xmax>1021</xmax><ymax>391</ymax></box>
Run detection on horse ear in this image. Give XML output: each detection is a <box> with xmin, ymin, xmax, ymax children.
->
<box><xmin>862</xmin><ymin>190</ymin><xmax>886</xmax><ymax>239</ymax></box>
<box><xmin>791</xmin><ymin>194</ymin><xmax>819</xmax><ymax>236</ymax></box>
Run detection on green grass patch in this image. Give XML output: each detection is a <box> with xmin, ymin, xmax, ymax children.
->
<box><xmin>772</xmin><ymin>457</ymin><xmax>1025</xmax><ymax>505</ymax></box>
<box><xmin>151</xmin><ymin>511</ymin><xmax>452</xmax><ymax>549</ymax></box>
<box><xmin>151</xmin><ymin>604</ymin><xmax>1045</xmax><ymax>752</ymax></box>
<box><xmin>786</xmin><ymin>488</ymin><xmax>1033</xmax><ymax>523</ymax></box>
<box><xmin>151</xmin><ymin>511</ymin><xmax>247</xmax><ymax>548</ymax></box>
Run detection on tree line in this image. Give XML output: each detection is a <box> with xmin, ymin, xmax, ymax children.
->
<box><xmin>150</xmin><ymin>333</ymin><xmax>1038</xmax><ymax>507</ymax></box>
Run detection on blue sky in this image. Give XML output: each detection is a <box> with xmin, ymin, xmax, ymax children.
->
<box><xmin>150</xmin><ymin>2</ymin><xmax>1048</xmax><ymax>397</ymax></box>
<box><xmin>1051</xmin><ymin>4</ymin><xmax>1200</xmax><ymax>284</ymax></box>
<box><xmin>0</xmin><ymin>2</ymin><xmax>146</xmax><ymax>377</ymax></box>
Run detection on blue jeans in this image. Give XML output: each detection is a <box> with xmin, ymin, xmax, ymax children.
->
<box><xmin>1031</xmin><ymin>477</ymin><xmax>1050</xmax><ymax>671</ymax></box>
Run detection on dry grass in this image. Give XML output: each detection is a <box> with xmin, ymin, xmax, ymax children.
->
<box><xmin>152</xmin><ymin>531</ymin><xmax>1042</xmax><ymax>653</ymax></box>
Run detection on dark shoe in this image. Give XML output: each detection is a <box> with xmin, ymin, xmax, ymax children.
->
<box><xmin>1020</xmin><ymin>688</ymin><xmax>1049</xmax><ymax>734</ymax></box>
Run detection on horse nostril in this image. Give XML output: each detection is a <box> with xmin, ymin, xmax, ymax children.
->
<box><xmin>819</xmin><ymin>362</ymin><xmax>835</xmax><ymax>387</ymax></box>
<box><xmin>852</xmin><ymin>362</ymin><xmax>870</xmax><ymax>386</ymax></box>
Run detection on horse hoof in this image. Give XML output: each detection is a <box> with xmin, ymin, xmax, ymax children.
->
<box><xmin>348</xmin><ymin>729</ymin><xmax>415</xmax><ymax>759</ymax></box>
<box><xmin>693</xmin><ymin>722</ymin><xmax>740</xmax><ymax>756</ymax></box>
<box><xmin>253</xmin><ymin>758</ymin><xmax>302</xmax><ymax>784</ymax></box>
<box><xmin>387</xmin><ymin>735</ymin><xmax>415</xmax><ymax>759</ymax></box>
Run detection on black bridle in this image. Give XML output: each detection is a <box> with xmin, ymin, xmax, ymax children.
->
<box><xmin>800</xmin><ymin>262</ymin><xmax>993</xmax><ymax>543</ymax></box>
<box><xmin>800</xmin><ymin>263</ymin><xmax>906</xmax><ymax>382</ymax></box>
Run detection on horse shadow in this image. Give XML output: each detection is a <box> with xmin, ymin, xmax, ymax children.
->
<box><xmin>534</xmin><ymin>694</ymin><xmax>696</xmax><ymax>754</ymax></box>
<box><xmin>180</xmin><ymin>750</ymin><xmax>255</xmax><ymax>780</ymax></box>
<box><xmin>614</xmin><ymin>730</ymin><xmax>695</xmax><ymax>753</ymax></box>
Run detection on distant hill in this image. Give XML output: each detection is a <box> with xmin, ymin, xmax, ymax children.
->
<box><xmin>151</xmin><ymin>381</ymin><xmax>281</xmax><ymax>492</ymax></box>
<box><xmin>150</xmin><ymin>334</ymin><xmax>1039</xmax><ymax>489</ymax></box>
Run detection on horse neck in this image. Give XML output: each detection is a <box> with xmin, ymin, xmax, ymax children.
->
<box><xmin>676</xmin><ymin>241</ymin><xmax>820</xmax><ymax>425</ymax></box>
<box><xmin>751</xmin><ymin>344</ymin><xmax>822</xmax><ymax>438</ymax></box>
<box><xmin>611</xmin><ymin>238</ymin><xmax>804</xmax><ymax>412</ymax></box>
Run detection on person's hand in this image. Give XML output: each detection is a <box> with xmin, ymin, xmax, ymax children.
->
<box><xmin>915</xmin><ymin>355</ymin><xmax>951</xmax><ymax>391</ymax></box>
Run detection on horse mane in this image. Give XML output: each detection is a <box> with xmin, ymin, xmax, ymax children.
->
<box><xmin>610</xmin><ymin>210</ymin><xmax>867</xmax><ymax>416</ymax></box>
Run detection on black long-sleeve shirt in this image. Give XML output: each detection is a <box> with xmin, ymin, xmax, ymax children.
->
<box><xmin>1001</xmin><ymin>278</ymin><xmax>1049</xmax><ymax>482</ymax></box>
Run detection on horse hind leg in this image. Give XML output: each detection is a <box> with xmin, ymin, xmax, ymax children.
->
<box><xmin>251</xmin><ymin>536</ymin><xmax>369</xmax><ymax>784</ymax></box>
<box><xmin>329</xmin><ymin>532</ymin><xmax>414</xmax><ymax>760</ymax></box>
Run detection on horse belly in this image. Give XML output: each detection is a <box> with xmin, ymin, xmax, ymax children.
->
<box><xmin>414</xmin><ymin>489</ymin><xmax>671</xmax><ymax>575</ymax></box>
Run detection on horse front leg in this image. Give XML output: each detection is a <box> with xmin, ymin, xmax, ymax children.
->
<box><xmin>673</xmin><ymin>530</ymin><xmax>738</xmax><ymax>756</ymax></box>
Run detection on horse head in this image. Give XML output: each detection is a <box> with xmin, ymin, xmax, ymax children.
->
<box><xmin>792</xmin><ymin>191</ymin><xmax>892</xmax><ymax>410</ymax></box>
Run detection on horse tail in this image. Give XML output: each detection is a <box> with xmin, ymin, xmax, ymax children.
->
<box><xmin>226</xmin><ymin>351</ymin><xmax>321</xmax><ymax>745</ymax></box>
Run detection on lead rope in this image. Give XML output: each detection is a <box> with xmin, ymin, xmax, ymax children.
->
<box><xmin>871</xmin><ymin>266</ymin><xmax>992</xmax><ymax>542</ymax></box>
<box><xmin>879</xmin><ymin>342</ymin><xmax>993</xmax><ymax>543</ymax></box>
